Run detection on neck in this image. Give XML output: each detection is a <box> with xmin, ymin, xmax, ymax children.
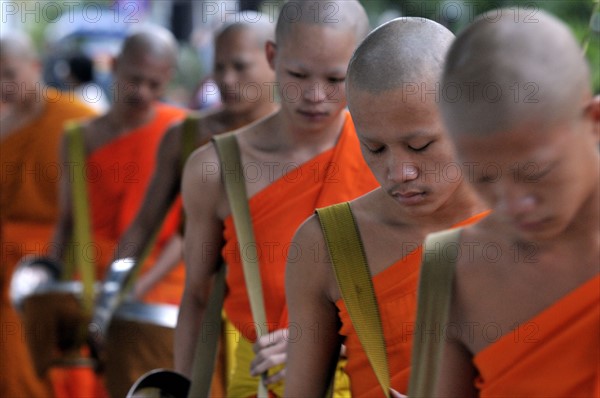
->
<box><xmin>279</xmin><ymin>108</ymin><xmax>347</xmax><ymax>153</ymax></box>
<box><xmin>106</xmin><ymin>103</ymin><xmax>156</xmax><ymax>133</ymax></box>
<box><xmin>225</xmin><ymin>101</ymin><xmax>279</xmax><ymax>130</ymax></box>
<box><xmin>0</xmin><ymin>96</ymin><xmax>46</xmax><ymax>140</ymax></box>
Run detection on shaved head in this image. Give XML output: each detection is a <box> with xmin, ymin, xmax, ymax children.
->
<box><xmin>216</xmin><ymin>11</ymin><xmax>275</xmax><ymax>48</ymax></box>
<box><xmin>275</xmin><ymin>0</ymin><xmax>370</xmax><ymax>45</ymax></box>
<box><xmin>347</xmin><ymin>17</ymin><xmax>454</xmax><ymax>95</ymax></box>
<box><xmin>118</xmin><ymin>25</ymin><xmax>179</xmax><ymax>67</ymax></box>
<box><xmin>441</xmin><ymin>10</ymin><xmax>590</xmax><ymax>136</ymax></box>
<box><xmin>0</xmin><ymin>31</ymin><xmax>38</xmax><ymax>62</ymax></box>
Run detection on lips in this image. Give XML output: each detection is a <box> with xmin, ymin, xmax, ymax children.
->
<box><xmin>297</xmin><ymin>109</ymin><xmax>328</xmax><ymax>120</ymax></box>
<box><xmin>391</xmin><ymin>190</ymin><xmax>427</xmax><ymax>205</ymax></box>
<box><xmin>517</xmin><ymin>218</ymin><xmax>548</xmax><ymax>231</ymax></box>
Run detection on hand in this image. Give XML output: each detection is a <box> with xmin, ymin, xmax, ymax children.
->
<box><xmin>250</xmin><ymin>328</ymin><xmax>289</xmax><ymax>385</ymax></box>
<box><xmin>132</xmin><ymin>275</ymin><xmax>153</xmax><ymax>300</ymax></box>
<box><xmin>390</xmin><ymin>388</ymin><xmax>407</xmax><ymax>398</ymax></box>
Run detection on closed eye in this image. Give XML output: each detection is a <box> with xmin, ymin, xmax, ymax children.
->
<box><xmin>365</xmin><ymin>145</ymin><xmax>385</xmax><ymax>155</ymax></box>
<box><xmin>408</xmin><ymin>142</ymin><xmax>432</xmax><ymax>152</ymax></box>
<box><xmin>288</xmin><ymin>70</ymin><xmax>306</xmax><ymax>79</ymax></box>
<box><xmin>328</xmin><ymin>76</ymin><xmax>345</xmax><ymax>84</ymax></box>
<box><xmin>477</xmin><ymin>175</ymin><xmax>495</xmax><ymax>184</ymax></box>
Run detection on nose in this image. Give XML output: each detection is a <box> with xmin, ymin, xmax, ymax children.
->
<box><xmin>136</xmin><ymin>82</ymin><xmax>156</xmax><ymax>104</ymax></box>
<box><xmin>496</xmin><ymin>184</ymin><xmax>537</xmax><ymax>219</ymax></box>
<box><xmin>219</xmin><ymin>67</ymin><xmax>237</xmax><ymax>88</ymax></box>
<box><xmin>302</xmin><ymin>81</ymin><xmax>326</xmax><ymax>103</ymax></box>
<box><xmin>388</xmin><ymin>159</ymin><xmax>419</xmax><ymax>184</ymax></box>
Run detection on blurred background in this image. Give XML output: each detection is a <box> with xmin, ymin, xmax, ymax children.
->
<box><xmin>1</xmin><ymin>0</ymin><xmax>598</xmax><ymax>110</ymax></box>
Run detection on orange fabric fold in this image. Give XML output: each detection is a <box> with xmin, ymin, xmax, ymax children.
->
<box><xmin>336</xmin><ymin>211</ymin><xmax>490</xmax><ymax>397</ymax></box>
<box><xmin>222</xmin><ymin>111</ymin><xmax>378</xmax><ymax>342</ymax></box>
<box><xmin>474</xmin><ymin>273</ymin><xmax>600</xmax><ymax>398</ymax></box>
<box><xmin>1</xmin><ymin>90</ymin><xmax>96</xmax><ymax>398</ymax></box>
<box><xmin>85</xmin><ymin>103</ymin><xmax>186</xmax><ymax>304</ymax></box>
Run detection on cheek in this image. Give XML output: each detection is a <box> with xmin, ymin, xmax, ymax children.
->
<box><xmin>330</xmin><ymin>83</ymin><xmax>345</xmax><ymax>101</ymax></box>
<box><xmin>361</xmin><ymin>154</ymin><xmax>387</xmax><ymax>182</ymax></box>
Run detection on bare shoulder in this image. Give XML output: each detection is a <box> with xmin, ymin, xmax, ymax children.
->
<box><xmin>79</xmin><ymin>115</ymin><xmax>111</xmax><ymax>153</ymax></box>
<box><xmin>288</xmin><ymin>214</ymin><xmax>339</xmax><ymax>303</ymax></box>
<box><xmin>181</xmin><ymin>140</ymin><xmax>227</xmax><ymax>219</ymax></box>
<box><xmin>157</xmin><ymin>121</ymin><xmax>185</xmax><ymax>162</ymax></box>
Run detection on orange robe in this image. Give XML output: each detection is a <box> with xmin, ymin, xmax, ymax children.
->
<box><xmin>473</xmin><ymin>273</ymin><xmax>600</xmax><ymax>397</ymax></box>
<box><xmin>336</xmin><ymin>212</ymin><xmax>490</xmax><ymax>397</ymax></box>
<box><xmin>222</xmin><ymin>111</ymin><xmax>378</xmax><ymax>396</ymax></box>
<box><xmin>86</xmin><ymin>102</ymin><xmax>186</xmax><ymax>304</ymax></box>
<box><xmin>1</xmin><ymin>89</ymin><xmax>96</xmax><ymax>398</ymax></box>
<box><xmin>223</xmin><ymin>111</ymin><xmax>378</xmax><ymax>341</ymax></box>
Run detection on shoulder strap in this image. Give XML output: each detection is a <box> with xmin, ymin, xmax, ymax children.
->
<box><xmin>316</xmin><ymin>202</ymin><xmax>390</xmax><ymax>398</ymax></box>
<box><xmin>181</xmin><ymin>114</ymin><xmax>200</xmax><ymax>171</ymax></box>
<box><xmin>212</xmin><ymin>132</ymin><xmax>267</xmax><ymax>337</ymax></box>
<box><xmin>65</xmin><ymin>122</ymin><xmax>95</xmax><ymax>317</ymax></box>
<box><xmin>407</xmin><ymin>228</ymin><xmax>462</xmax><ymax>398</ymax></box>
<box><xmin>200</xmin><ymin>132</ymin><xmax>268</xmax><ymax>398</ymax></box>
<box><xmin>187</xmin><ymin>263</ymin><xmax>227</xmax><ymax>398</ymax></box>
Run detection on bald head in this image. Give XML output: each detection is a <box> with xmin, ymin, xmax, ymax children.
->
<box><xmin>0</xmin><ymin>31</ymin><xmax>38</xmax><ymax>62</ymax></box>
<box><xmin>118</xmin><ymin>25</ymin><xmax>179</xmax><ymax>67</ymax></box>
<box><xmin>275</xmin><ymin>0</ymin><xmax>370</xmax><ymax>45</ymax></box>
<box><xmin>215</xmin><ymin>12</ymin><xmax>275</xmax><ymax>49</ymax></box>
<box><xmin>347</xmin><ymin>17</ymin><xmax>454</xmax><ymax>95</ymax></box>
<box><xmin>441</xmin><ymin>10</ymin><xmax>590</xmax><ymax>136</ymax></box>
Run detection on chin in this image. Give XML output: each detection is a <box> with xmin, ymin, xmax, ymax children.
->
<box><xmin>514</xmin><ymin>220</ymin><xmax>567</xmax><ymax>243</ymax></box>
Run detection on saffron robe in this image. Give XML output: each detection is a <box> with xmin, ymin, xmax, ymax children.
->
<box><xmin>86</xmin><ymin>102</ymin><xmax>186</xmax><ymax>304</ymax></box>
<box><xmin>337</xmin><ymin>211</ymin><xmax>490</xmax><ymax>397</ymax></box>
<box><xmin>222</xmin><ymin>111</ymin><xmax>379</xmax><ymax>397</ymax></box>
<box><xmin>1</xmin><ymin>89</ymin><xmax>96</xmax><ymax>398</ymax></box>
<box><xmin>473</xmin><ymin>273</ymin><xmax>600</xmax><ymax>397</ymax></box>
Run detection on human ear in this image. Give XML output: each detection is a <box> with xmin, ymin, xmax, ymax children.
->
<box><xmin>265</xmin><ymin>41</ymin><xmax>277</xmax><ymax>71</ymax></box>
<box><xmin>584</xmin><ymin>95</ymin><xmax>600</xmax><ymax>142</ymax></box>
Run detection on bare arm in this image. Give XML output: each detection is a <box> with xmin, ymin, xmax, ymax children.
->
<box><xmin>174</xmin><ymin>143</ymin><xmax>225</xmax><ymax>377</ymax></box>
<box><xmin>435</xmin><ymin>295</ymin><xmax>479</xmax><ymax>398</ymax></box>
<box><xmin>284</xmin><ymin>216</ymin><xmax>342</xmax><ymax>397</ymax></box>
<box><xmin>132</xmin><ymin>233</ymin><xmax>183</xmax><ymax>300</ymax></box>
<box><xmin>113</xmin><ymin>123</ymin><xmax>184</xmax><ymax>260</ymax></box>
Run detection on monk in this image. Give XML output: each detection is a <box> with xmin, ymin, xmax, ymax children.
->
<box><xmin>175</xmin><ymin>1</ymin><xmax>378</xmax><ymax>396</ymax></box>
<box><xmin>49</xmin><ymin>27</ymin><xmax>185</xmax><ymax>397</ymax></box>
<box><xmin>284</xmin><ymin>18</ymin><xmax>489</xmax><ymax>398</ymax></box>
<box><xmin>107</xmin><ymin>14</ymin><xmax>277</xmax><ymax>397</ymax></box>
<box><xmin>0</xmin><ymin>32</ymin><xmax>97</xmax><ymax>398</ymax></box>
<box><xmin>114</xmin><ymin>12</ymin><xmax>278</xmax><ymax>302</ymax></box>
<box><xmin>430</xmin><ymin>10</ymin><xmax>600</xmax><ymax>397</ymax></box>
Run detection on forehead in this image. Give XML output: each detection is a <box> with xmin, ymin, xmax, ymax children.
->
<box><xmin>215</xmin><ymin>28</ymin><xmax>262</xmax><ymax>58</ymax></box>
<box><xmin>350</xmin><ymin>88</ymin><xmax>442</xmax><ymax>140</ymax></box>
<box><xmin>277</xmin><ymin>23</ymin><xmax>356</xmax><ymax>63</ymax></box>
<box><xmin>117</xmin><ymin>53</ymin><xmax>172</xmax><ymax>75</ymax></box>
<box><xmin>452</xmin><ymin>121</ymin><xmax>570</xmax><ymax>167</ymax></box>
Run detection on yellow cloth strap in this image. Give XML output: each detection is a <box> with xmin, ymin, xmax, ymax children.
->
<box><xmin>408</xmin><ymin>228</ymin><xmax>462</xmax><ymax>398</ymax></box>
<box><xmin>316</xmin><ymin>202</ymin><xmax>391</xmax><ymax>398</ymax></box>
<box><xmin>65</xmin><ymin>122</ymin><xmax>95</xmax><ymax>317</ymax></box>
<box><xmin>211</xmin><ymin>132</ymin><xmax>268</xmax><ymax>398</ymax></box>
<box><xmin>127</xmin><ymin>115</ymin><xmax>198</xmax><ymax>286</ymax></box>
<box><xmin>181</xmin><ymin>113</ymin><xmax>199</xmax><ymax>170</ymax></box>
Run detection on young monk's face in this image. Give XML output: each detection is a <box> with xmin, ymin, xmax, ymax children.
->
<box><xmin>268</xmin><ymin>24</ymin><xmax>356</xmax><ymax>132</ymax></box>
<box><xmin>451</xmin><ymin>105</ymin><xmax>599</xmax><ymax>241</ymax></box>
<box><xmin>113</xmin><ymin>53</ymin><xmax>173</xmax><ymax>114</ymax></box>
<box><xmin>214</xmin><ymin>28</ymin><xmax>275</xmax><ymax>114</ymax></box>
<box><xmin>349</xmin><ymin>88</ymin><xmax>463</xmax><ymax>216</ymax></box>
<box><xmin>0</xmin><ymin>54</ymin><xmax>40</xmax><ymax>106</ymax></box>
